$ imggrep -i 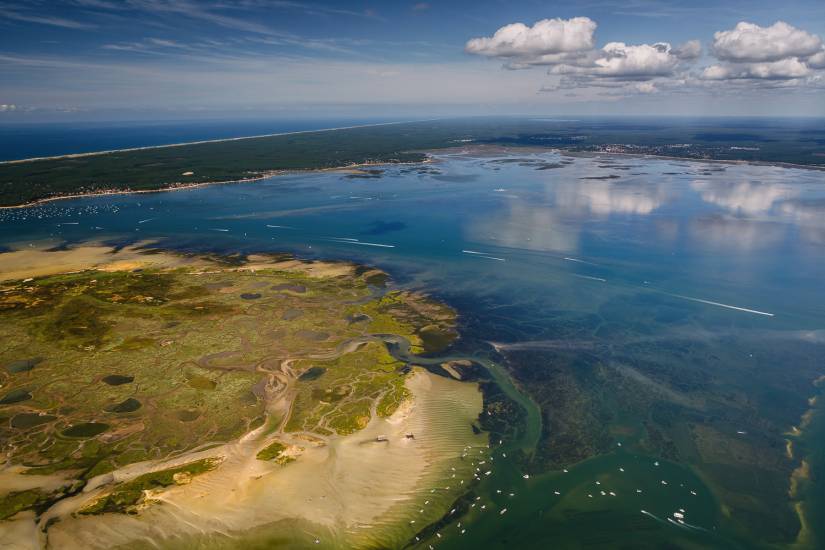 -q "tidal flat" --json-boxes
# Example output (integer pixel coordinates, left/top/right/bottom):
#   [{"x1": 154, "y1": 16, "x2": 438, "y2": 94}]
[{"x1": 0, "y1": 245, "x2": 490, "y2": 548}]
